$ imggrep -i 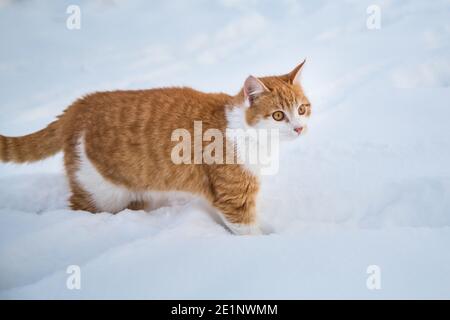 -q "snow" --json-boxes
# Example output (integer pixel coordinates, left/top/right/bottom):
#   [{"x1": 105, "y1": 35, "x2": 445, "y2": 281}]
[{"x1": 1, "y1": 0, "x2": 450, "y2": 299}]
